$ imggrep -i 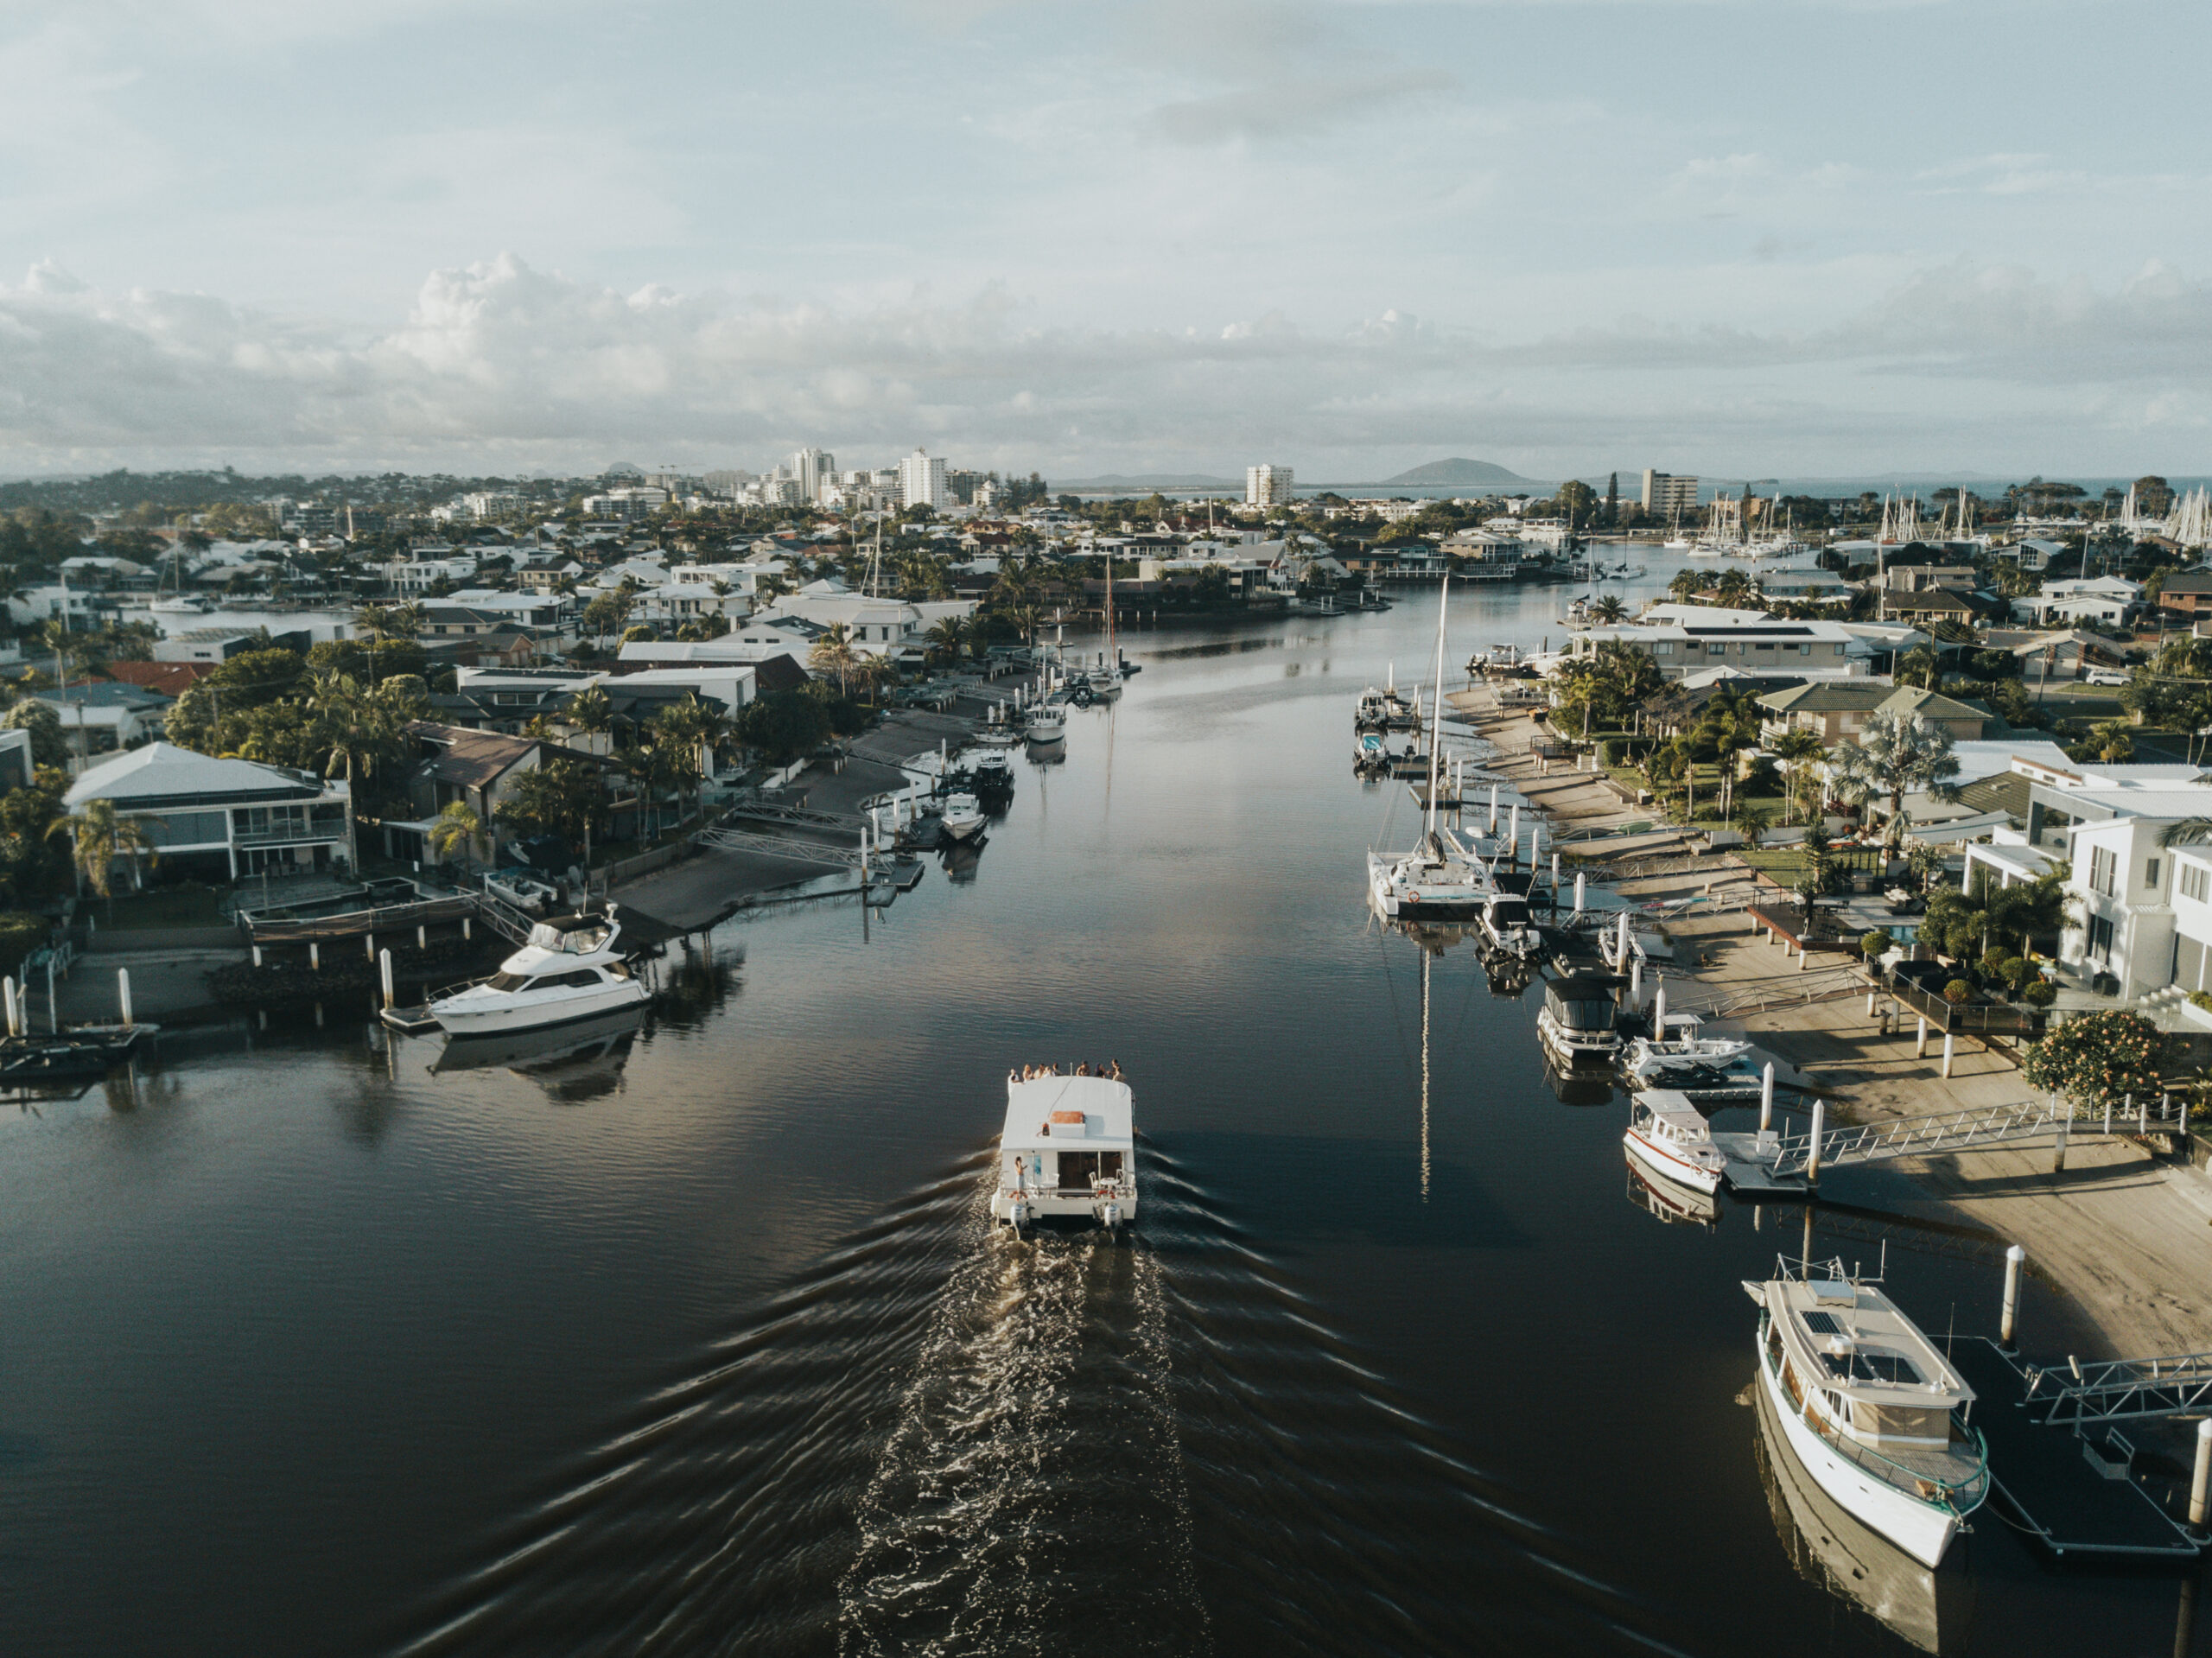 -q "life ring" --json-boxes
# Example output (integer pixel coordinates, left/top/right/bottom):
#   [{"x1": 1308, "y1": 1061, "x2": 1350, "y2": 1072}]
[{"x1": 1404, "y1": 892, "x2": 1421, "y2": 904}]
